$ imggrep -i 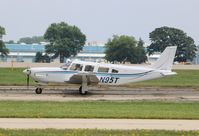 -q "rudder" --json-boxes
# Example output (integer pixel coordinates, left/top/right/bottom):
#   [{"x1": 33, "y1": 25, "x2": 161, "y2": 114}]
[{"x1": 151, "y1": 46, "x2": 177, "y2": 70}]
